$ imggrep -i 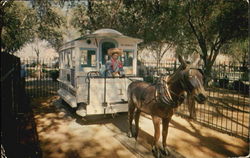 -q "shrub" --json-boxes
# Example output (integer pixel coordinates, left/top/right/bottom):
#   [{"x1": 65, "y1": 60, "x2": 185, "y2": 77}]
[
  {"x1": 219, "y1": 78, "x2": 229, "y2": 88},
  {"x1": 49, "y1": 70, "x2": 59, "y2": 81},
  {"x1": 240, "y1": 71, "x2": 249, "y2": 81}
]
